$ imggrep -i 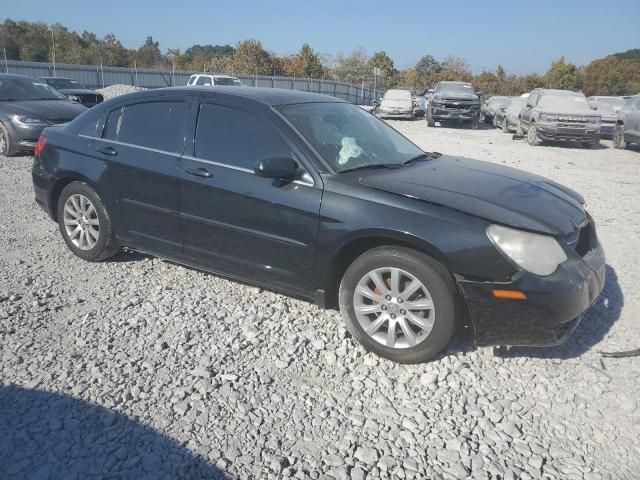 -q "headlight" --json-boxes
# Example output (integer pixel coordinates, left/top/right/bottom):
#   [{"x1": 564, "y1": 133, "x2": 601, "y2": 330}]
[
  {"x1": 486, "y1": 224, "x2": 567, "y2": 276},
  {"x1": 14, "y1": 115, "x2": 48, "y2": 126},
  {"x1": 540, "y1": 113, "x2": 559, "y2": 122},
  {"x1": 66, "y1": 94, "x2": 81, "y2": 103}
]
